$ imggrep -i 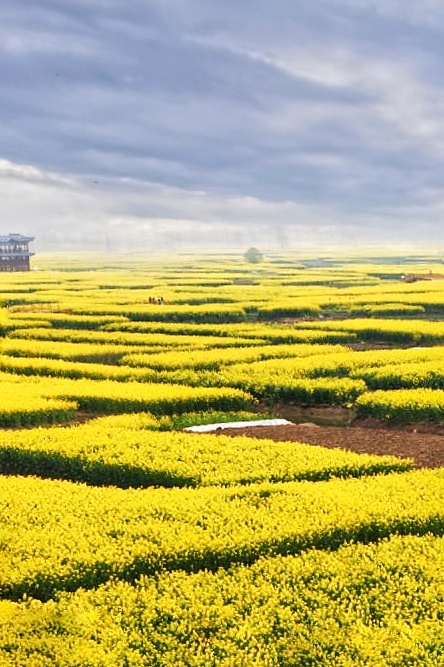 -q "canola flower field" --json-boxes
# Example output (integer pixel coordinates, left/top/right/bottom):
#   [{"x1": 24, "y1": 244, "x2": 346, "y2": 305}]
[{"x1": 2, "y1": 250, "x2": 444, "y2": 665}]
